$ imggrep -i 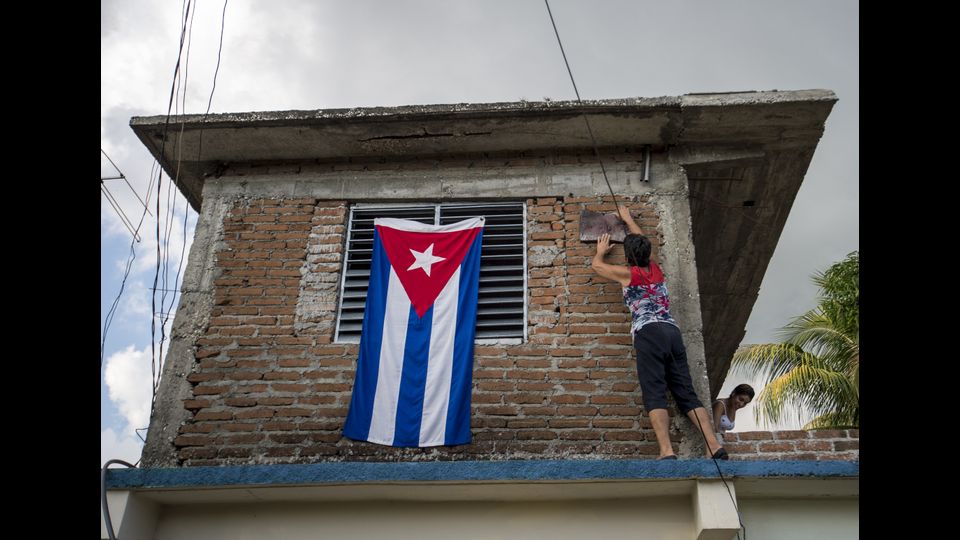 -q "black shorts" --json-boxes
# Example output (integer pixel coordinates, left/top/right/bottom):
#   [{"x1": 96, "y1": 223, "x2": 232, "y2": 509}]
[{"x1": 633, "y1": 323, "x2": 703, "y2": 415}]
